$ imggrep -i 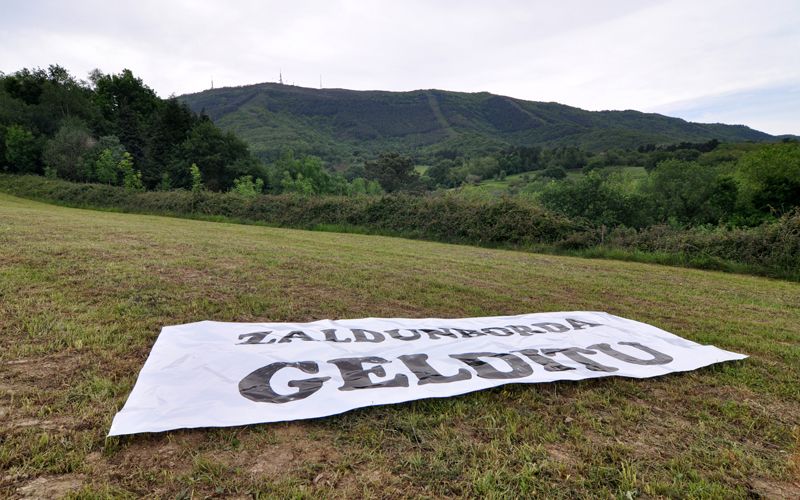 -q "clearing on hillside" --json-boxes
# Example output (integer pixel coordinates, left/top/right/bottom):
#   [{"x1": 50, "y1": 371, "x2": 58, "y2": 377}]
[{"x1": 0, "y1": 193, "x2": 798, "y2": 498}]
